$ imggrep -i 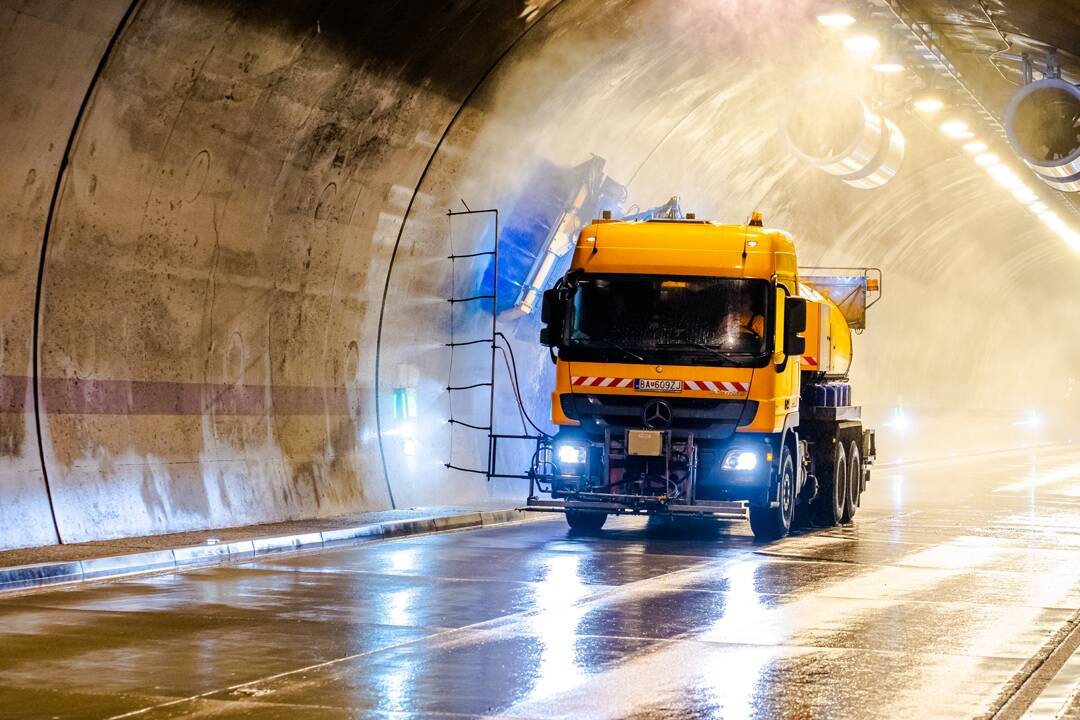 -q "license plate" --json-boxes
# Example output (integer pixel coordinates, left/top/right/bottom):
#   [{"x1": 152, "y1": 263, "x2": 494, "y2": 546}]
[{"x1": 635, "y1": 379, "x2": 683, "y2": 393}]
